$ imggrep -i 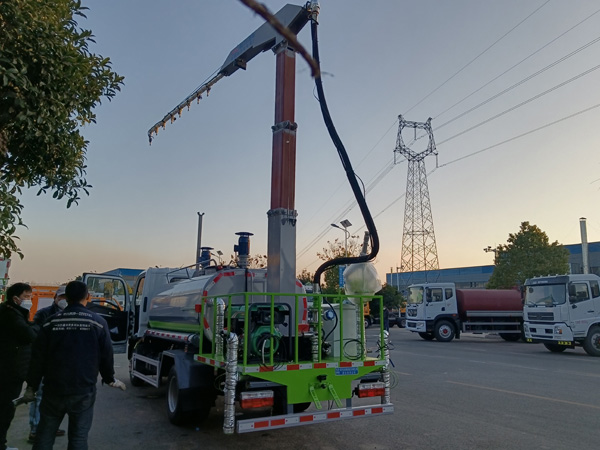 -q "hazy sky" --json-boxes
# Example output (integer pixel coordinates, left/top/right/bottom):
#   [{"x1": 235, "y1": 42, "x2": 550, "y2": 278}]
[{"x1": 8, "y1": 0, "x2": 600, "y2": 285}]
